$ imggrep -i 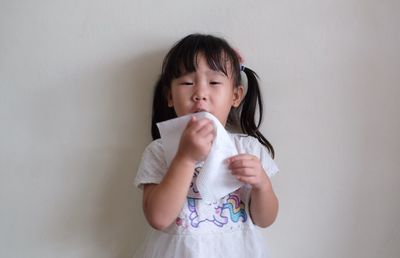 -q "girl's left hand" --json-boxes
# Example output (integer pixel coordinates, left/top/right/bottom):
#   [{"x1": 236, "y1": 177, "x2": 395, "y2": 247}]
[{"x1": 226, "y1": 154, "x2": 271, "y2": 191}]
